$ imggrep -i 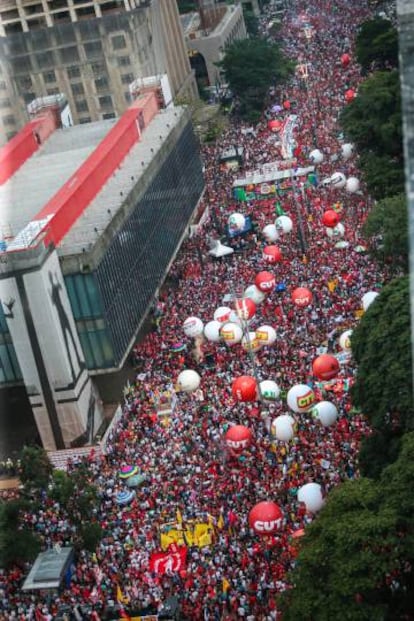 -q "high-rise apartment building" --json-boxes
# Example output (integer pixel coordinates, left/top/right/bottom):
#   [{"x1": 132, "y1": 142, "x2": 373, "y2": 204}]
[{"x1": 0, "y1": 0, "x2": 198, "y2": 146}]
